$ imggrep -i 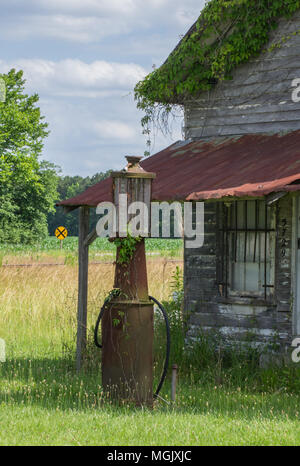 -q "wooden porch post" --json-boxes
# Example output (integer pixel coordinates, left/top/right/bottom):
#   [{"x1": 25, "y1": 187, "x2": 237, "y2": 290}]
[{"x1": 76, "y1": 206, "x2": 90, "y2": 371}]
